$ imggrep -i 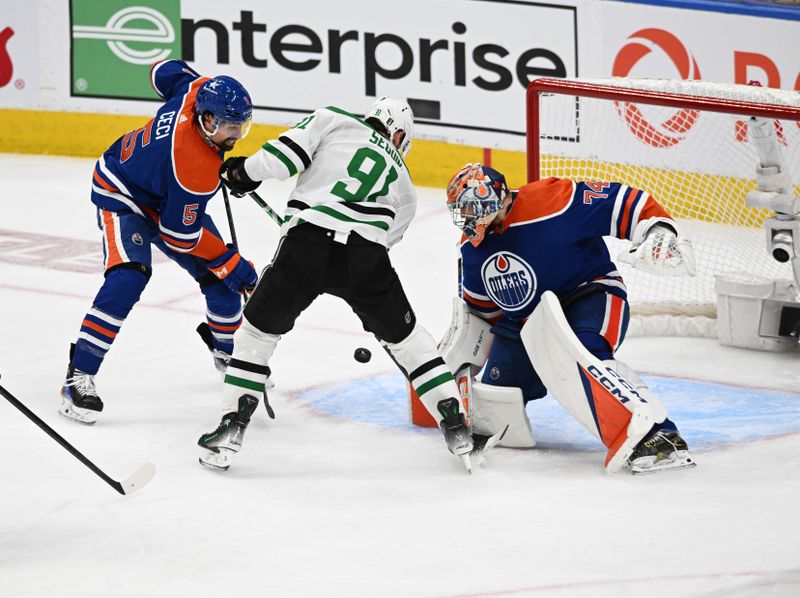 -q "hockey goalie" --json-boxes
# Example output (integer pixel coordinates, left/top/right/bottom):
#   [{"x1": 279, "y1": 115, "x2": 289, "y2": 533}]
[{"x1": 437, "y1": 162, "x2": 698, "y2": 474}]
